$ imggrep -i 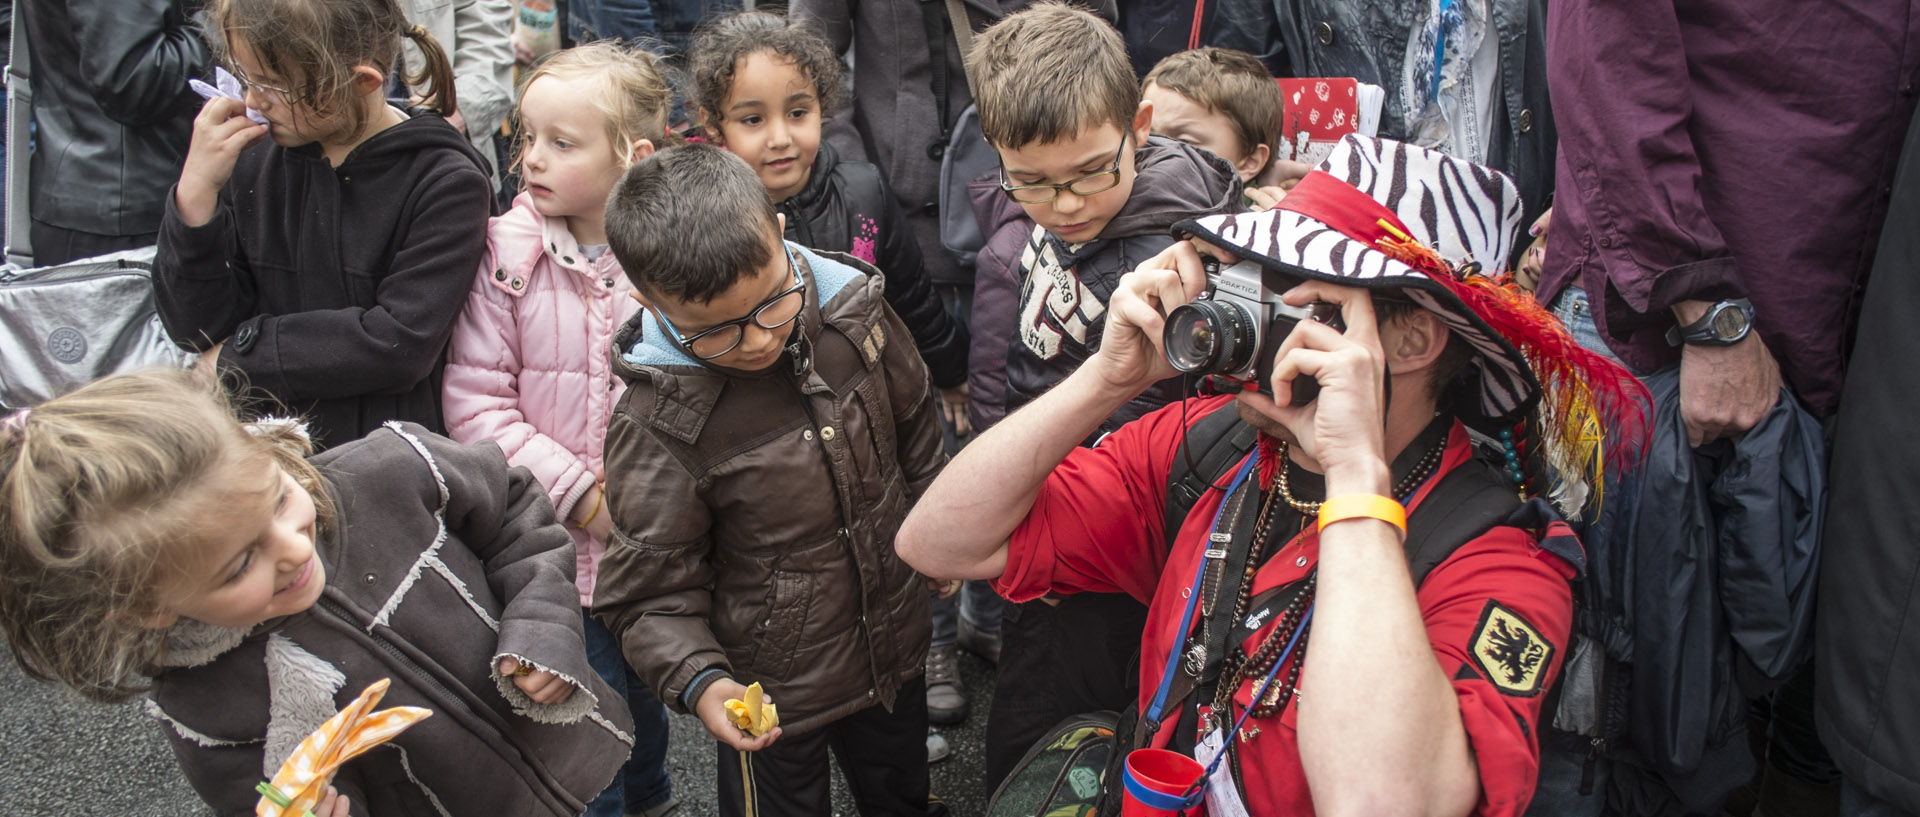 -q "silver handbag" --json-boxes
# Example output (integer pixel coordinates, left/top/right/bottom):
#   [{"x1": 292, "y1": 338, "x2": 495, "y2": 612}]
[{"x1": 0, "y1": 246, "x2": 192, "y2": 409}]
